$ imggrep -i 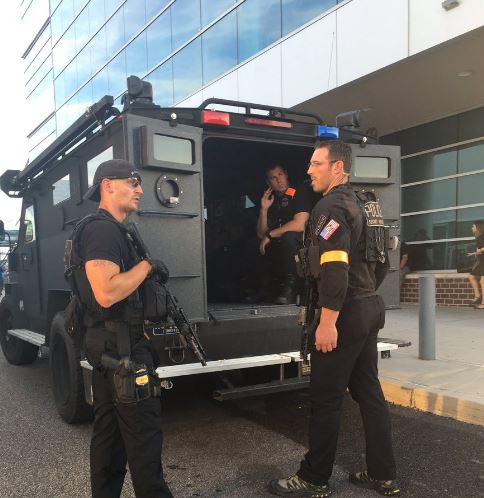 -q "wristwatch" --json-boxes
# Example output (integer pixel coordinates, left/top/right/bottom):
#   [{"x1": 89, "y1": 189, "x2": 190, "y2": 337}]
[{"x1": 265, "y1": 229, "x2": 273, "y2": 240}]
